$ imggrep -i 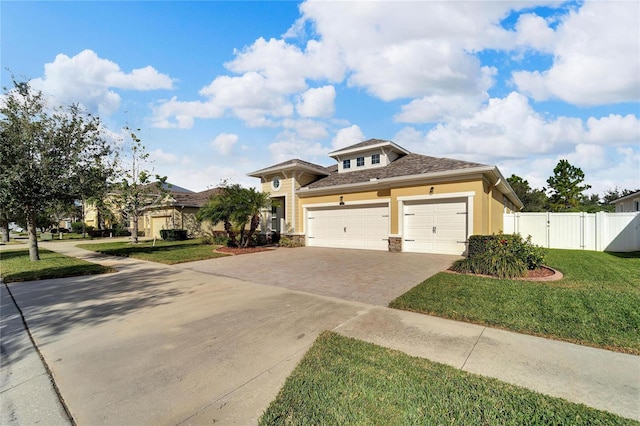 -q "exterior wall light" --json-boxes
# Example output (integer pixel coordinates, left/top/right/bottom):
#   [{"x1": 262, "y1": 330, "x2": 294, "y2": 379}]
[
  {"x1": 339, "y1": 196, "x2": 345, "y2": 205},
  {"x1": 429, "y1": 186, "x2": 435, "y2": 195}
]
